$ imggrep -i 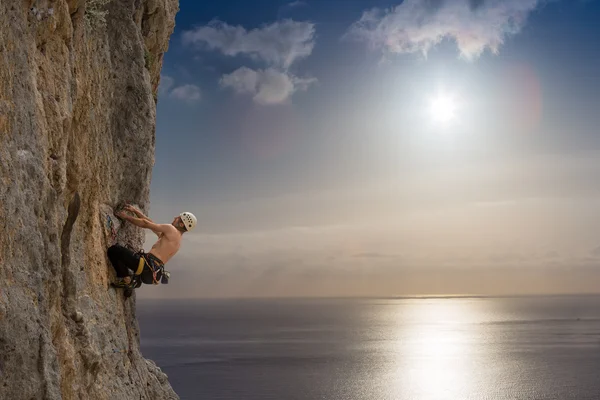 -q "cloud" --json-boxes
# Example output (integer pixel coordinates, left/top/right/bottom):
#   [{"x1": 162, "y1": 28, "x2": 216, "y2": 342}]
[
  {"x1": 288, "y1": 0, "x2": 308, "y2": 7},
  {"x1": 182, "y1": 18, "x2": 317, "y2": 105},
  {"x1": 220, "y1": 67, "x2": 316, "y2": 105},
  {"x1": 158, "y1": 76, "x2": 201, "y2": 102},
  {"x1": 158, "y1": 75, "x2": 174, "y2": 96},
  {"x1": 278, "y1": 1, "x2": 309, "y2": 19},
  {"x1": 182, "y1": 19, "x2": 316, "y2": 69},
  {"x1": 169, "y1": 84, "x2": 202, "y2": 102},
  {"x1": 346, "y1": 0, "x2": 544, "y2": 60}
]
